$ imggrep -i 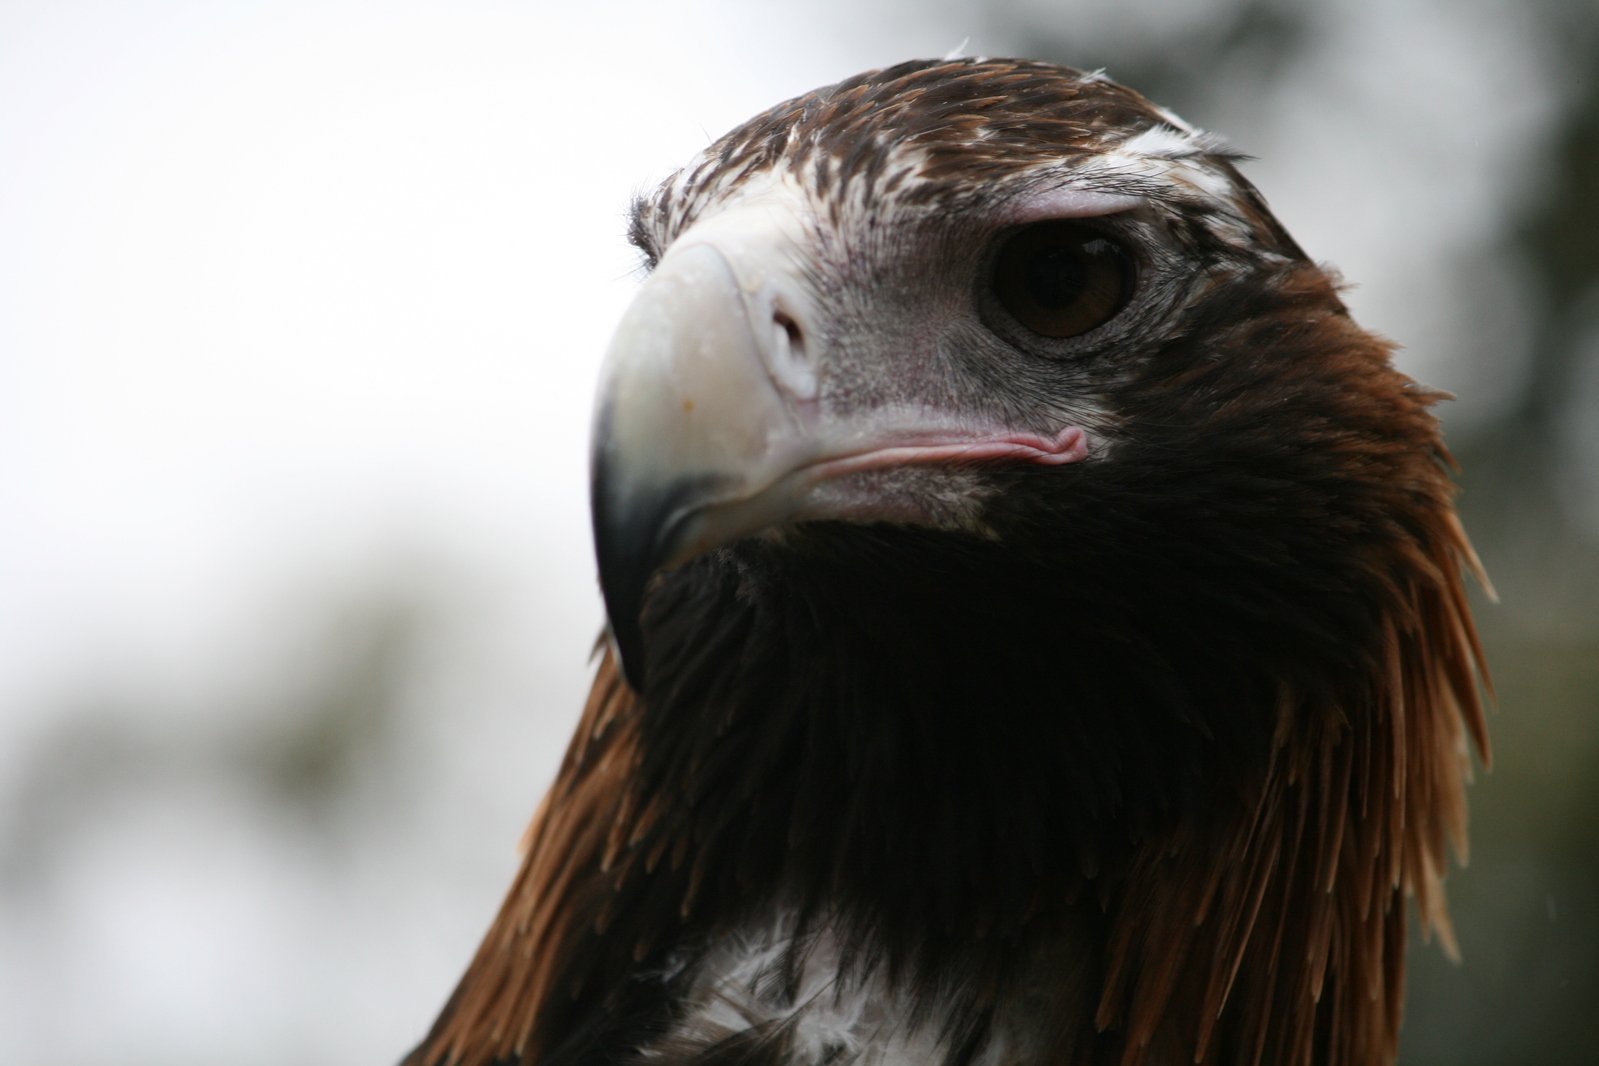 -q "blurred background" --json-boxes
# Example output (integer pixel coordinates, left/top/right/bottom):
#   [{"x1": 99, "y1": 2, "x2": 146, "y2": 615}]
[{"x1": 2, "y1": 0, "x2": 1594, "y2": 1062}]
